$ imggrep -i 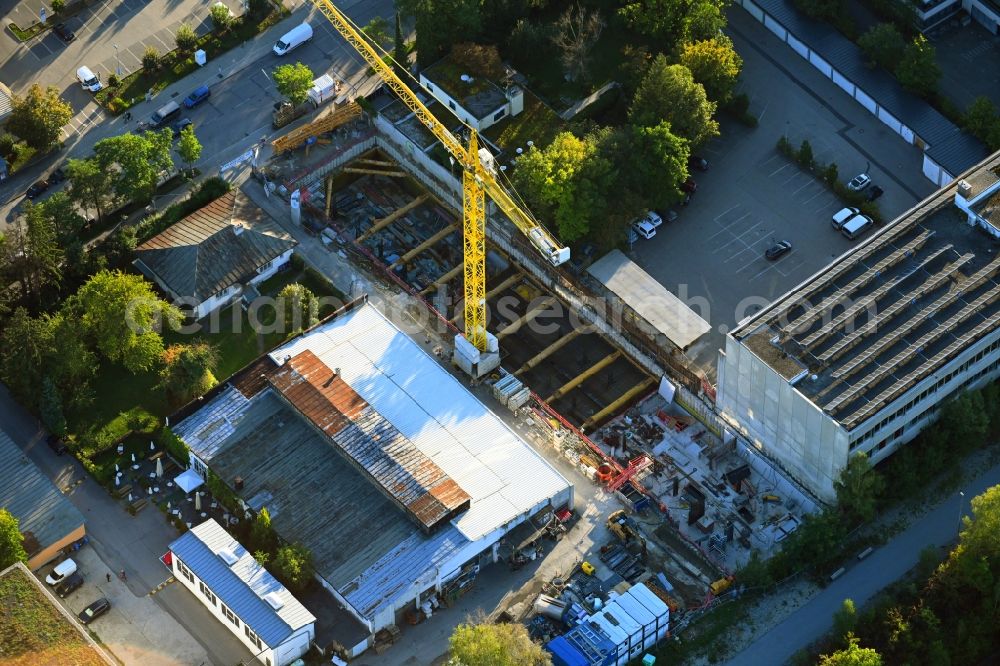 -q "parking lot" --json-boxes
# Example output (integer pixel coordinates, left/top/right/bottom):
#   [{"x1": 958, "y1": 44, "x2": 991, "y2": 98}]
[{"x1": 632, "y1": 7, "x2": 937, "y2": 380}]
